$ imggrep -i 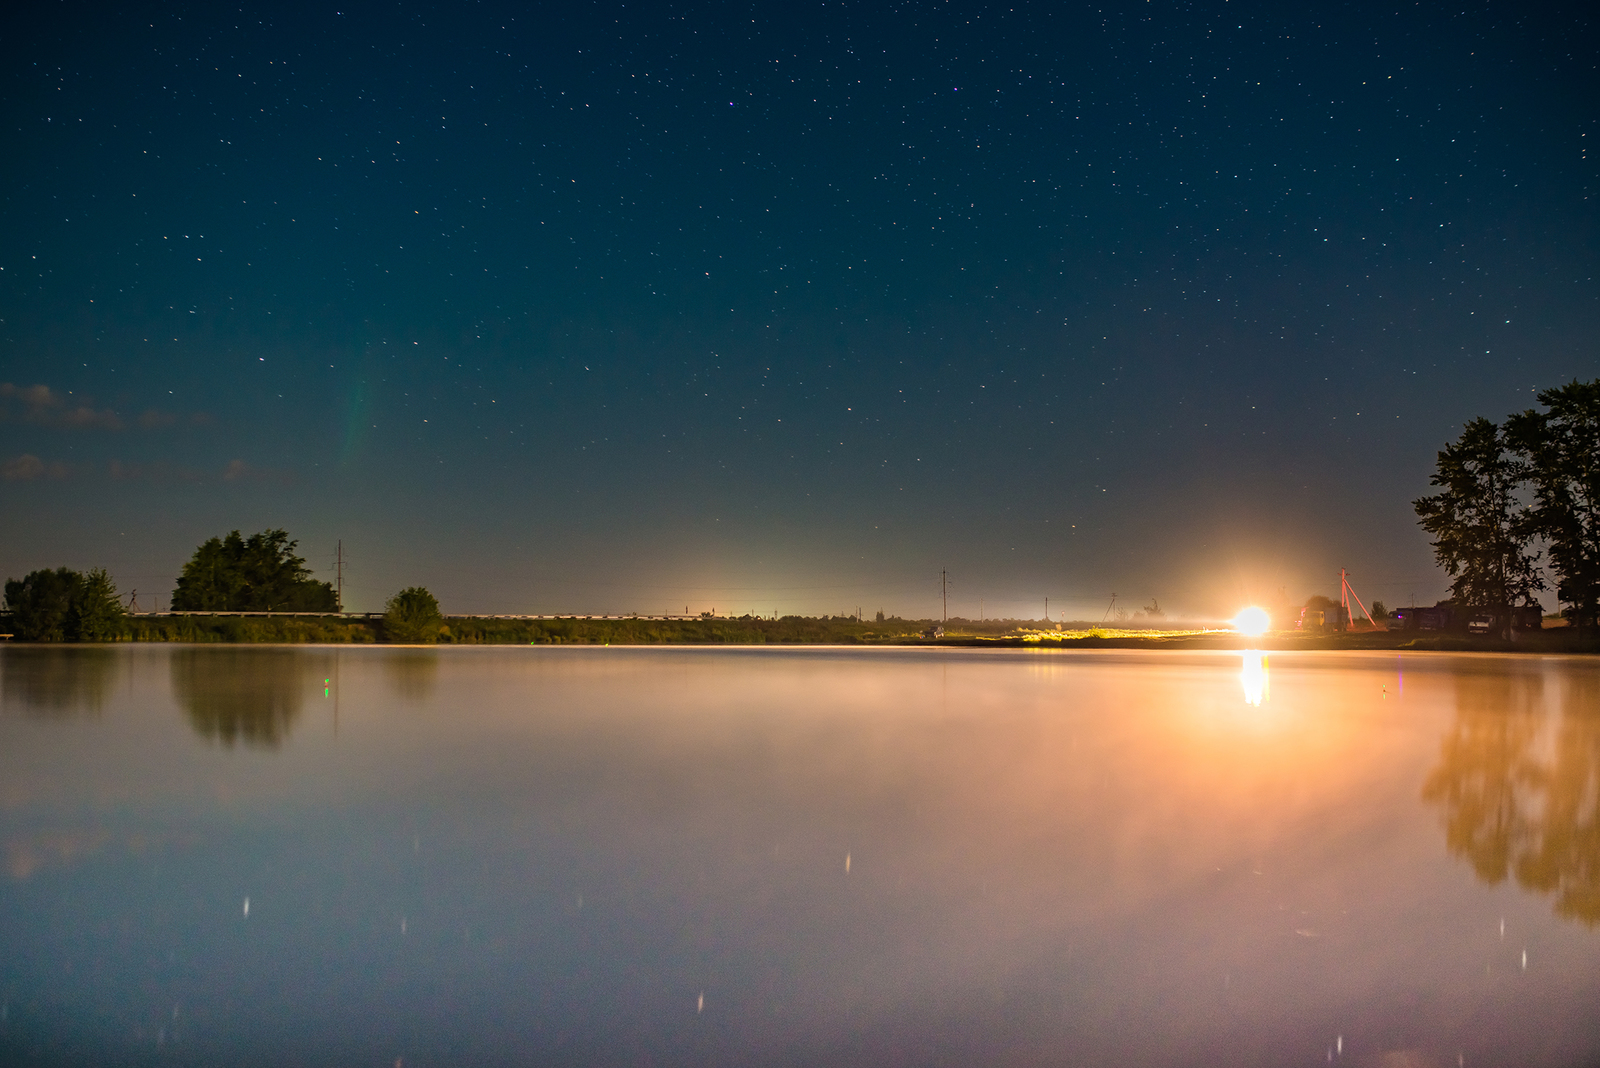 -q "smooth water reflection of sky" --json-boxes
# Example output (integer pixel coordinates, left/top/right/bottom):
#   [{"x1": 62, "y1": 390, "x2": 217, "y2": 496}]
[{"x1": 1, "y1": 646, "x2": 1598, "y2": 1067}]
